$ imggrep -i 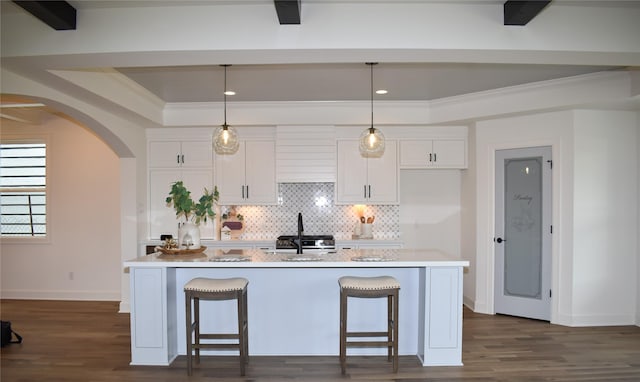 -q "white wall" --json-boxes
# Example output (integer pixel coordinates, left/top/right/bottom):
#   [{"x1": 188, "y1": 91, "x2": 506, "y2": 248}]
[
  {"x1": 474, "y1": 109, "x2": 639, "y2": 326},
  {"x1": 1, "y1": 117, "x2": 122, "y2": 300},
  {"x1": 571, "y1": 110, "x2": 638, "y2": 326},
  {"x1": 399, "y1": 169, "x2": 461, "y2": 256},
  {"x1": 461, "y1": 125, "x2": 477, "y2": 309}
]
